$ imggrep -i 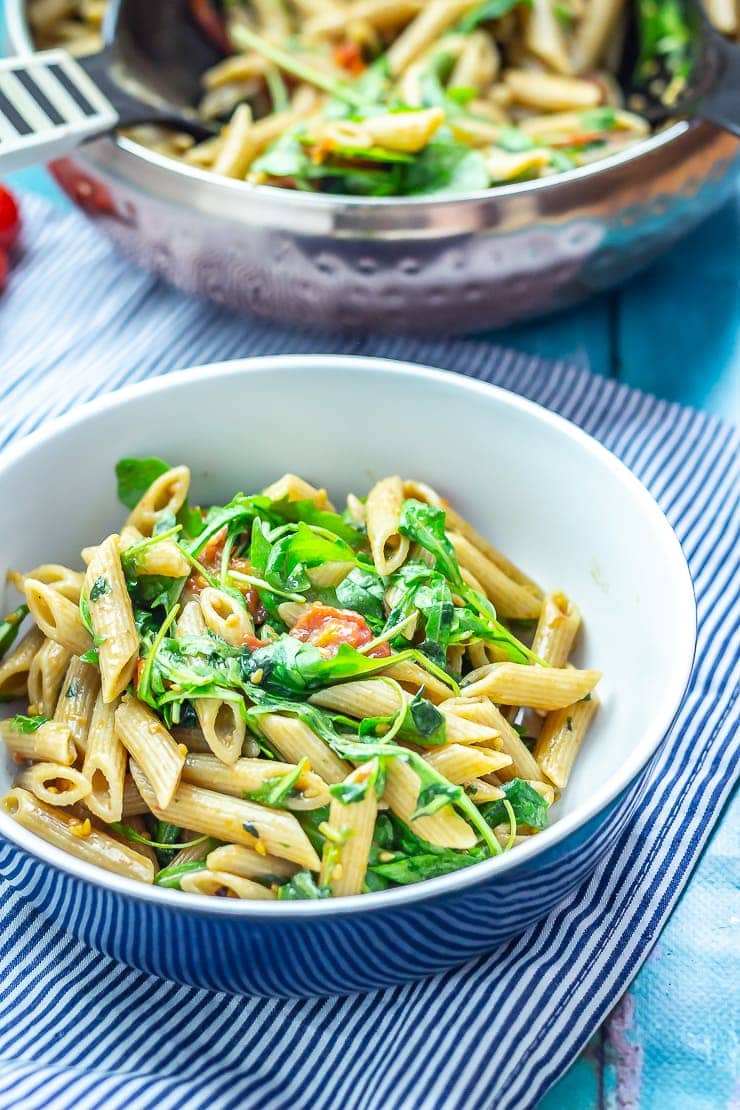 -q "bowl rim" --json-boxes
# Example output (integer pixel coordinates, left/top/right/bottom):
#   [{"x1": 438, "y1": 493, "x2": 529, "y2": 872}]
[
  {"x1": 6, "y1": 0, "x2": 697, "y2": 212},
  {"x1": 0, "y1": 355, "x2": 698, "y2": 918}
]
